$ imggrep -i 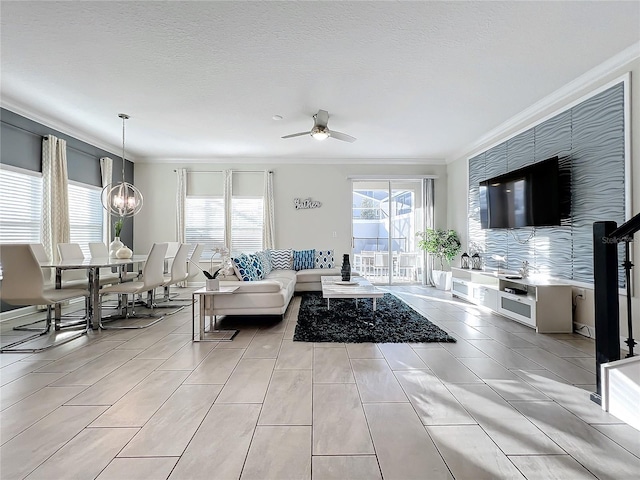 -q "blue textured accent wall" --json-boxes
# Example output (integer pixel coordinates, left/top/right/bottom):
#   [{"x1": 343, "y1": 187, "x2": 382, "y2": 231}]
[{"x1": 468, "y1": 82, "x2": 626, "y2": 286}]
